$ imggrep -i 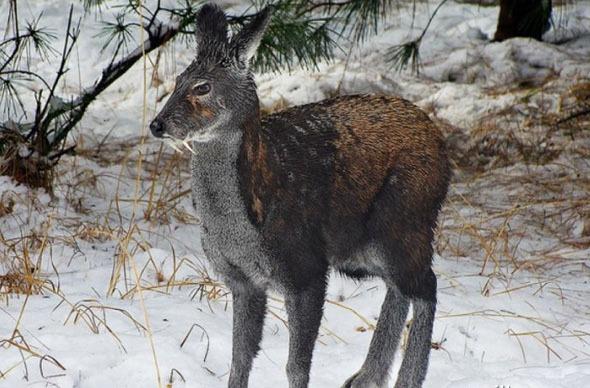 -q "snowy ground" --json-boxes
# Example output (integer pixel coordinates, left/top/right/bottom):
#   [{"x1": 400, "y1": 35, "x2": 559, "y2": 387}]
[{"x1": 1, "y1": 1, "x2": 590, "y2": 387}]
